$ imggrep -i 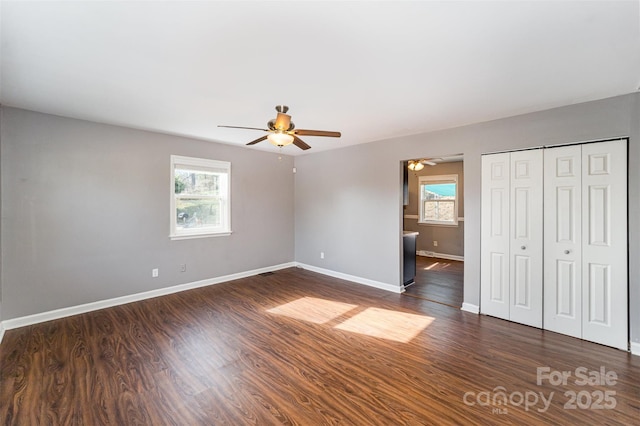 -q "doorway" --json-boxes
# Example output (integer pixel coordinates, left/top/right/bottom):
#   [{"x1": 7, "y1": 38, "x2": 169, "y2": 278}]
[
  {"x1": 405, "y1": 257, "x2": 463, "y2": 307},
  {"x1": 401, "y1": 155, "x2": 464, "y2": 308}
]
